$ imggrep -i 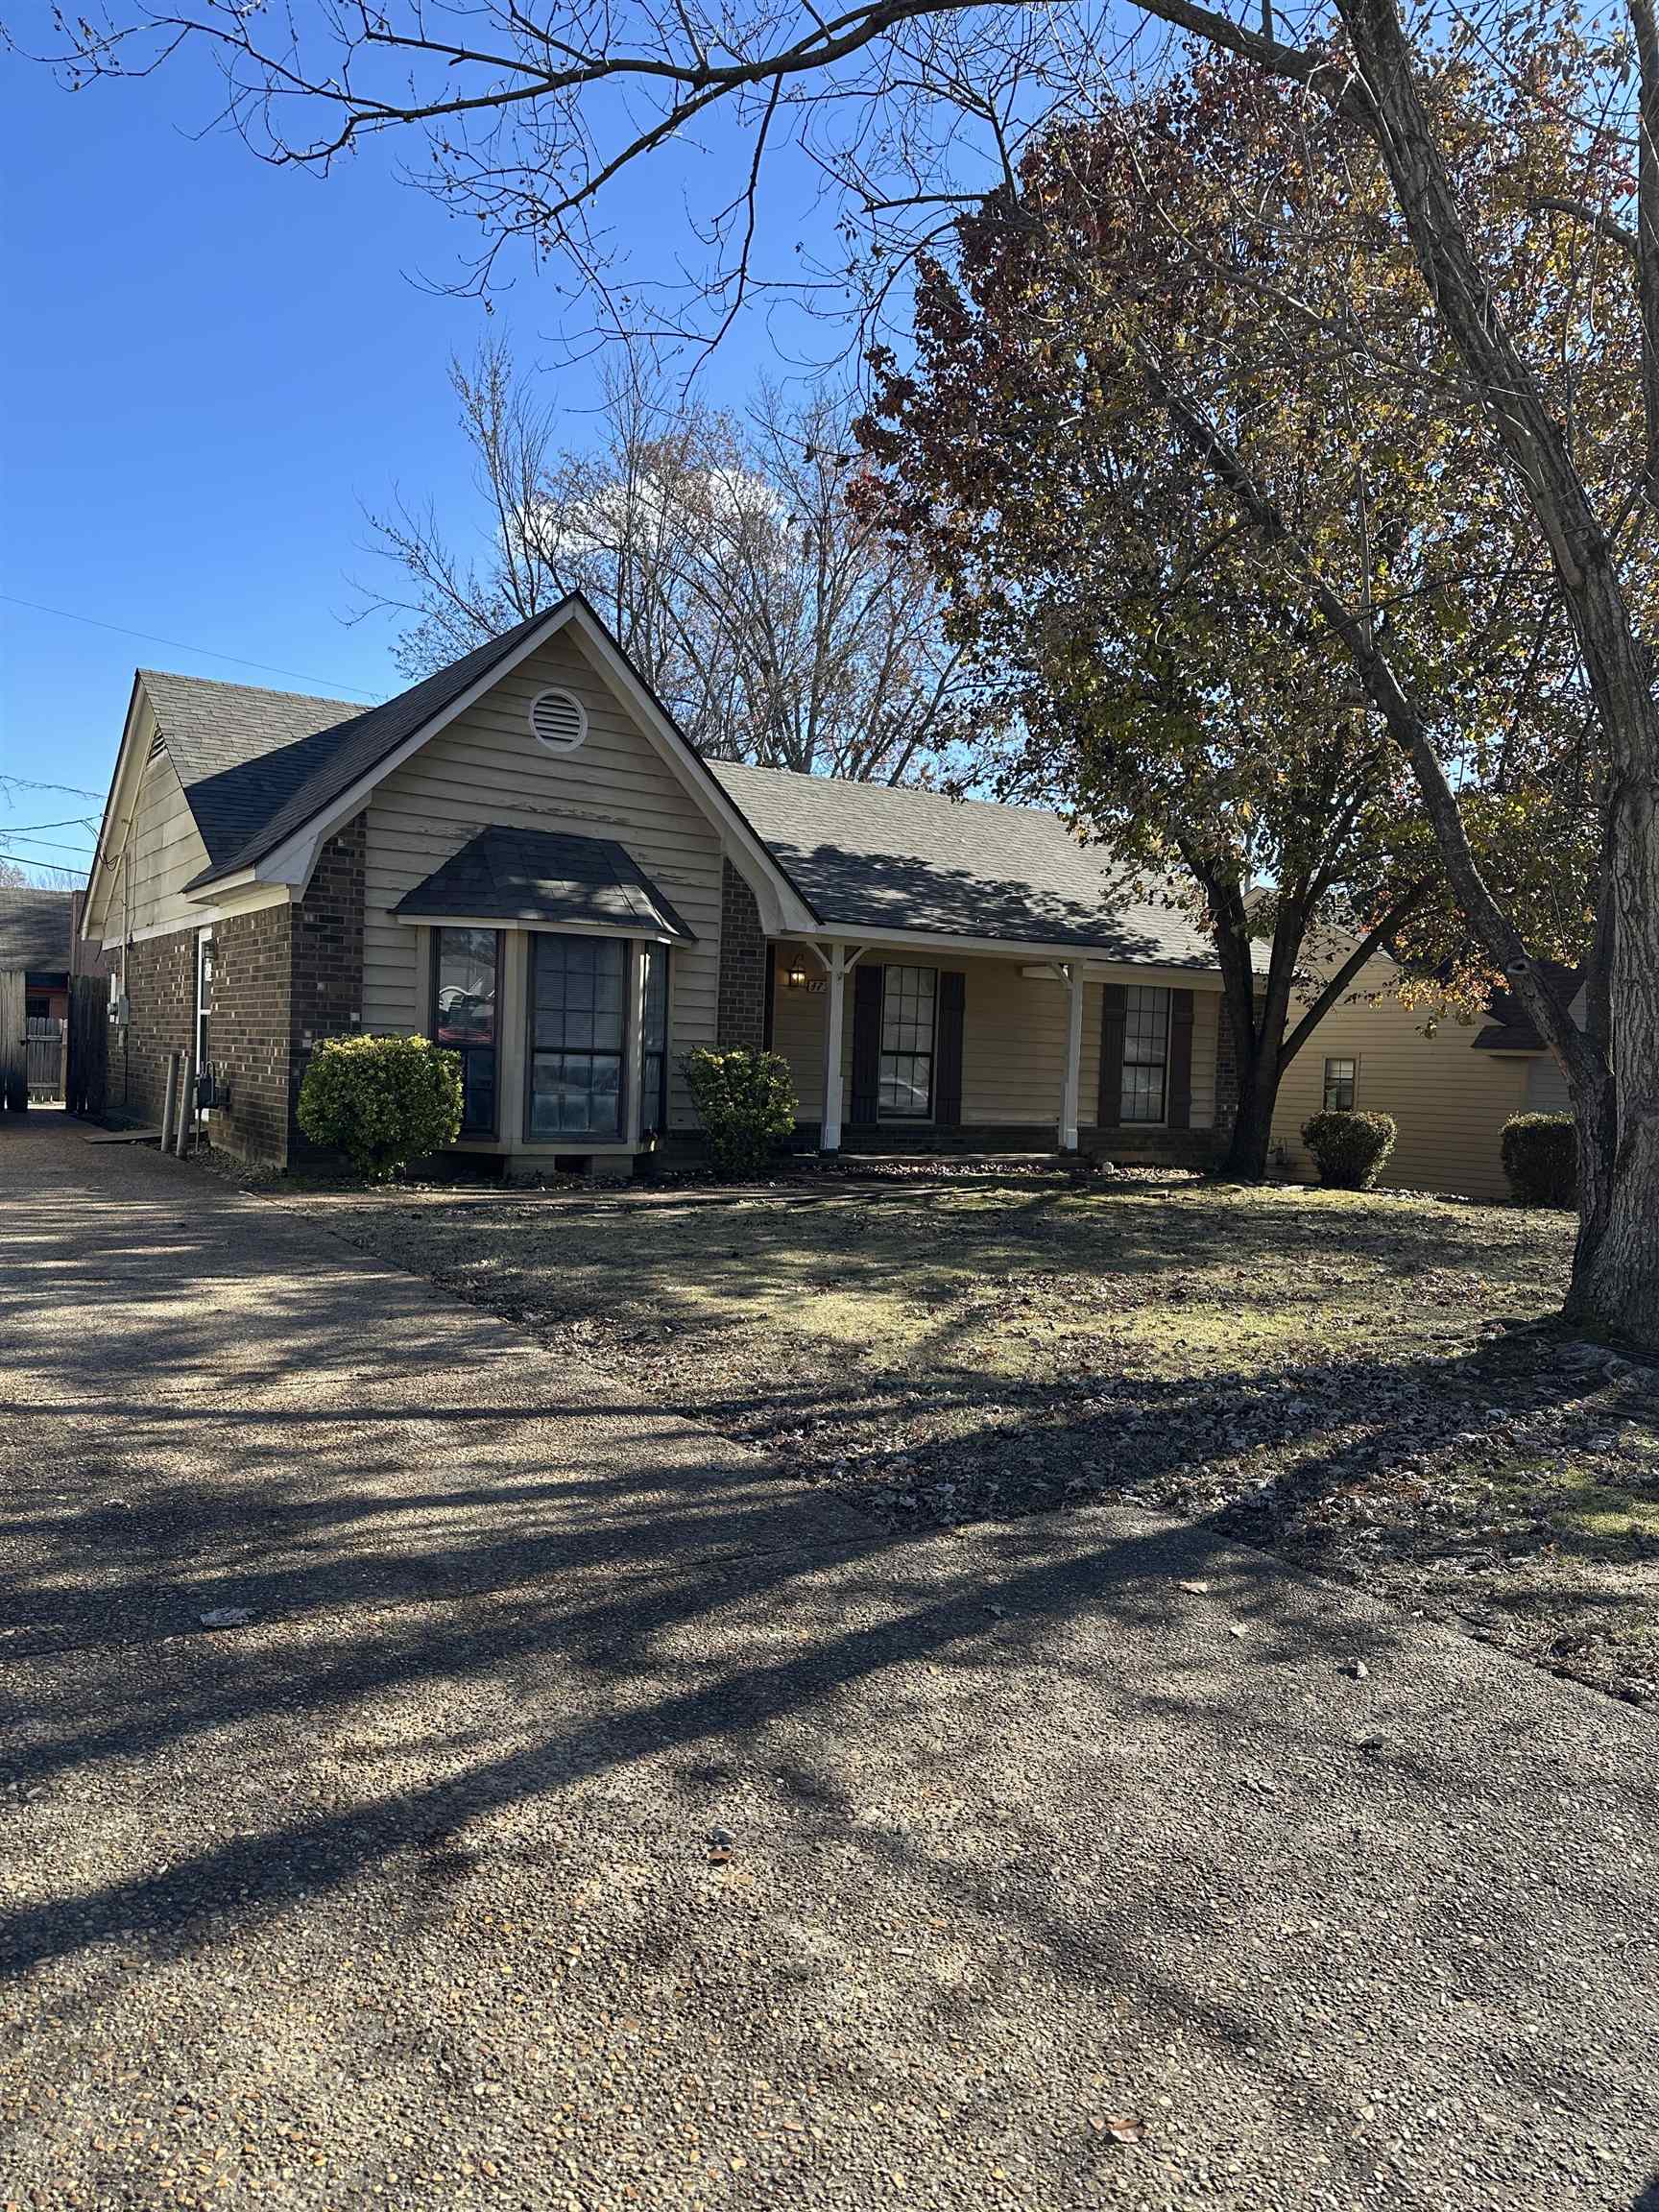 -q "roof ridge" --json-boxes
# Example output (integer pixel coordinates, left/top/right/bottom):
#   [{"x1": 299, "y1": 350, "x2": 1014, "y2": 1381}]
[
  {"x1": 709, "y1": 757, "x2": 1081, "y2": 828},
  {"x1": 140, "y1": 666, "x2": 366, "y2": 713},
  {"x1": 188, "y1": 601, "x2": 567, "y2": 889}
]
